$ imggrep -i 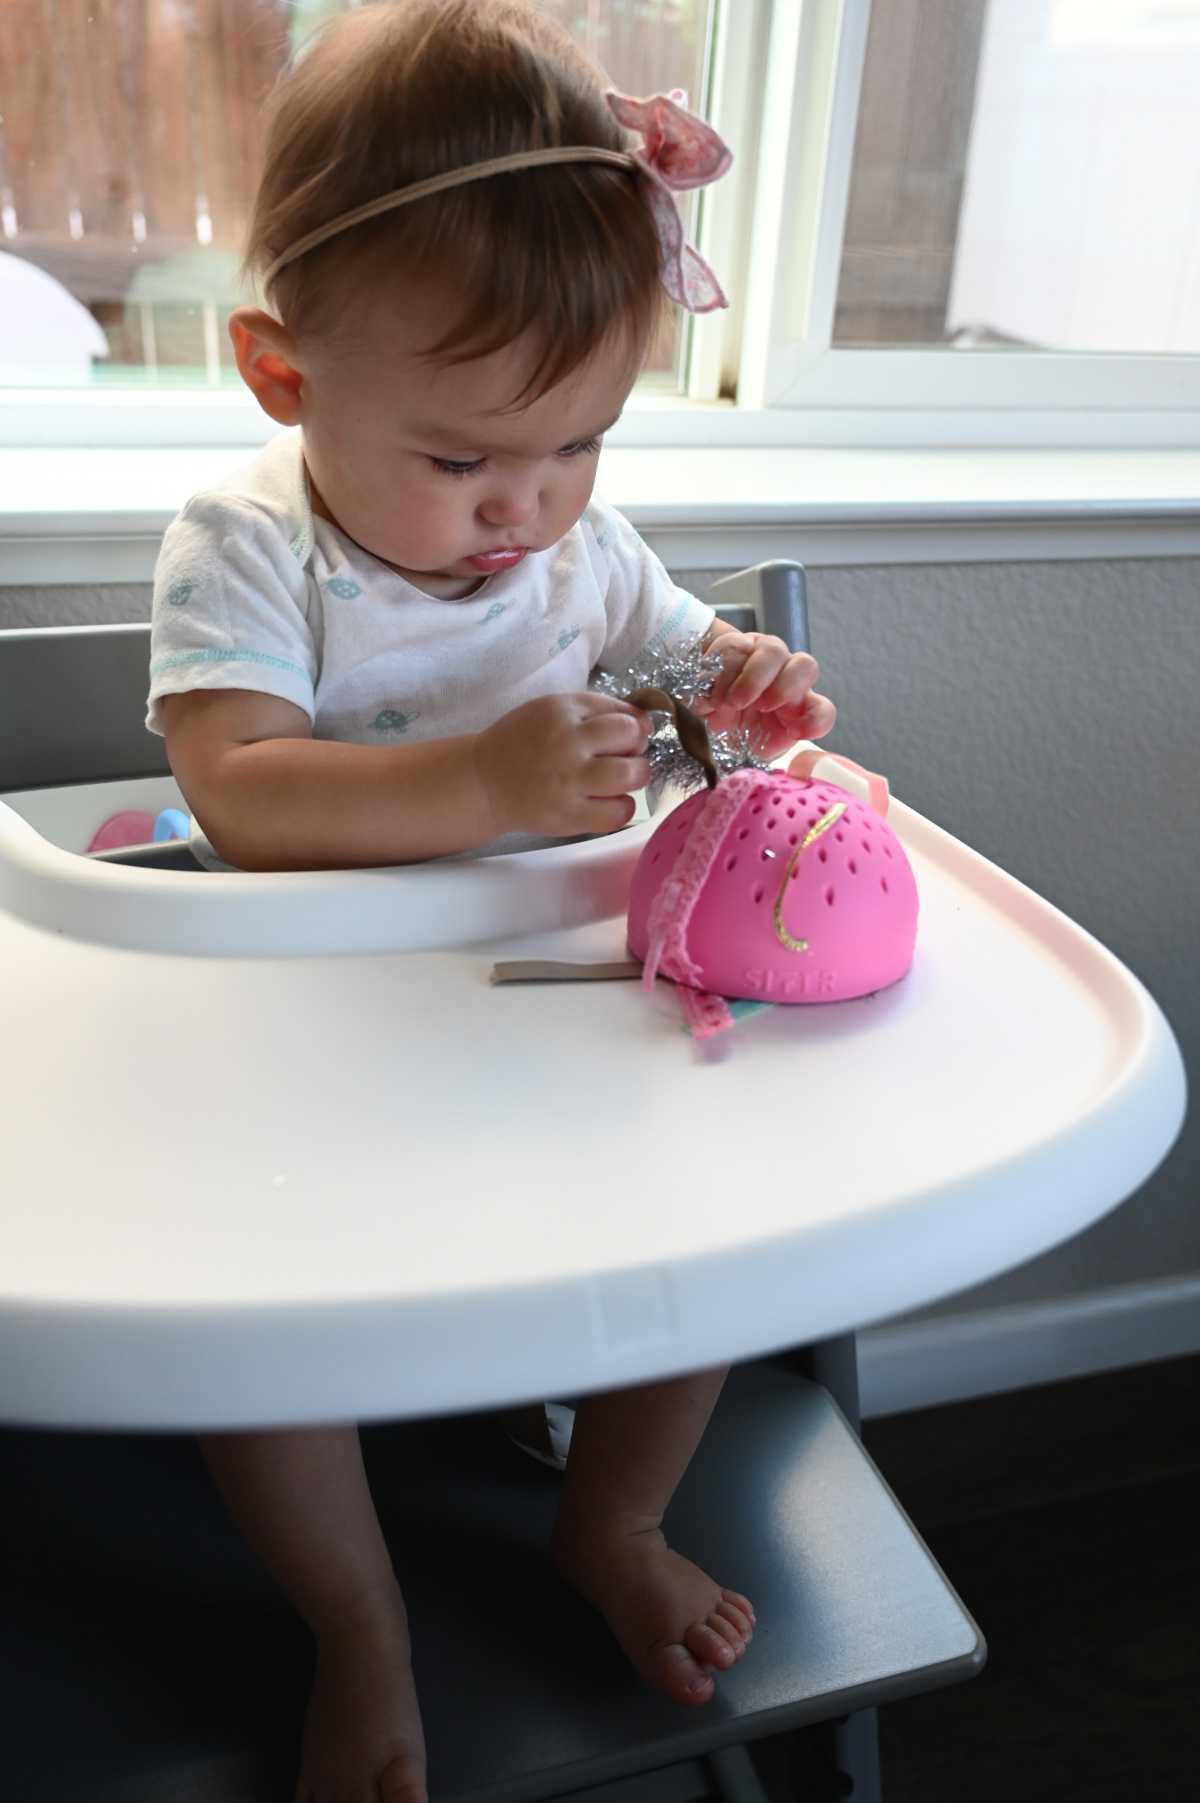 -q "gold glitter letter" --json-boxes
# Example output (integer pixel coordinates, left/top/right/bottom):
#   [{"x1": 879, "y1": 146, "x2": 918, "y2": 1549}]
[{"x1": 772, "y1": 803, "x2": 847, "y2": 953}]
